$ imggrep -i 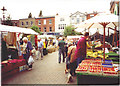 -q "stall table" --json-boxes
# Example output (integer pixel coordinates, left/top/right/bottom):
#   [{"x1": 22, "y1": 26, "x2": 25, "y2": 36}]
[
  {"x1": 76, "y1": 72, "x2": 119, "y2": 85},
  {"x1": 76, "y1": 59, "x2": 119, "y2": 85}
]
